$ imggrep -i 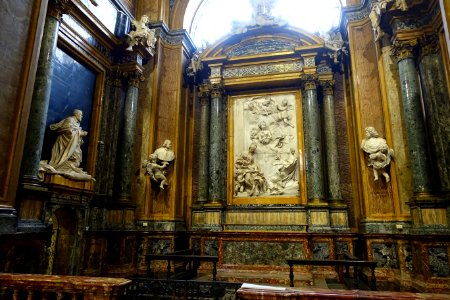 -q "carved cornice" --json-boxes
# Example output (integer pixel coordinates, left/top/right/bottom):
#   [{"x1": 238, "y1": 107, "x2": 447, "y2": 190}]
[
  {"x1": 391, "y1": 39, "x2": 418, "y2": 62},
  {"x1": 419, "y1": 34, "x2": 440, "y2": 60},
  {"x1": 301, "y1": 75, "x2": 318, "y2": 91},
  {"x1": 149, "y1": 21, "x2": 196, "y2": 55},
  {"x1": 320, "y1": 80, "x2": 336, "y2": 95},
  {"x1": 48, "y1": 0, "x2": 72, "y2": 21}
]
